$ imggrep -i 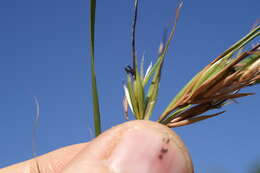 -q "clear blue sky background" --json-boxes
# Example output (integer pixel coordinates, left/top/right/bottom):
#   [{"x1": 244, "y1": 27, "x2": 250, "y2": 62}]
[{"x1": 0, "y1": 0, "x2": 259, "y2": 172}]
